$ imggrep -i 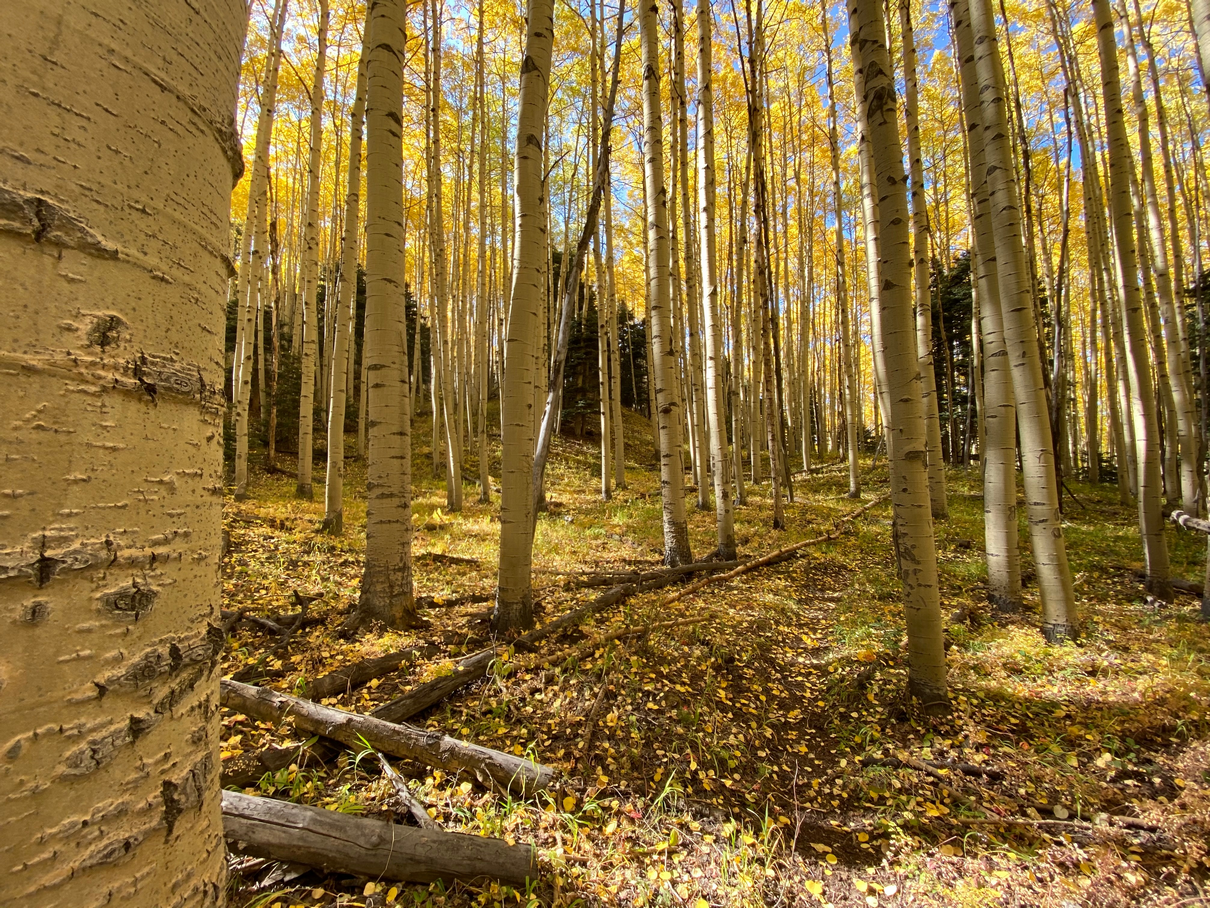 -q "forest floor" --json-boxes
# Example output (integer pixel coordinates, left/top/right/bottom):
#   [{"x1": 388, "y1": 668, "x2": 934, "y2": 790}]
[{"x1": 221, "y1": 408, "x2": 1210, "y2": 908}]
